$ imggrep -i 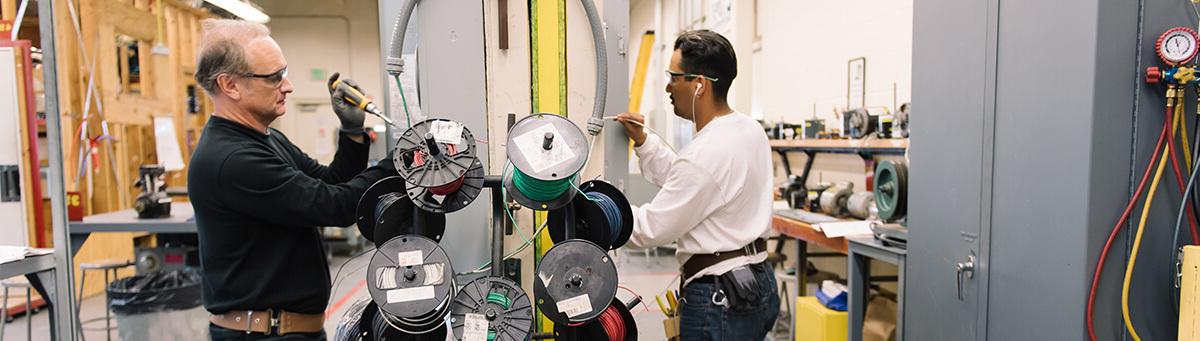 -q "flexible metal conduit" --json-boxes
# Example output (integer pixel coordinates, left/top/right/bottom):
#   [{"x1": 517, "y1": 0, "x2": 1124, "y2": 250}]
[{"x1": 385, "y1": 0, "x2": 609, "y2": 135}]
